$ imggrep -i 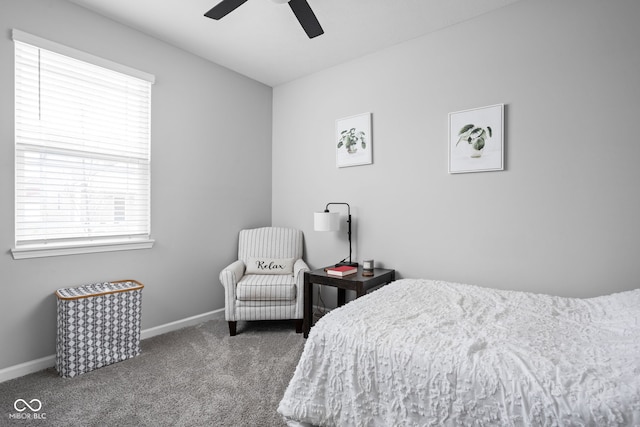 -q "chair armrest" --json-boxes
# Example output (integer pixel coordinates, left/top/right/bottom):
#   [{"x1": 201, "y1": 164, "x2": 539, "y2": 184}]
[
  {"x1": 219, "y1": 260, "x2": 246, "y2": 289},
  {"x1": 293, "y1": 258, "x2": 310, "y2": 282},
  {"x1": 220, "y1": 260, "x2": 245, "y2": 322},
  {"x1": 293, "y1": 259, "x2": 309, "y2": 319}
]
